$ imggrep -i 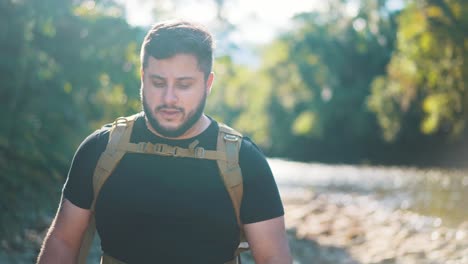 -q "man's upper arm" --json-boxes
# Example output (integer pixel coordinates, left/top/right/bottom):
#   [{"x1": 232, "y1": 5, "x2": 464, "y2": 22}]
[
  {"x1": 244, "y1": 216, "x2": 292, "y2": 264},
  {"x1": 238, "y1": 138, "x2": 291, "y2": 263},
  {"x1": 39, "y1": 129, "x2": 107, "y2": 263},
  {"x1": 38, "y1": 199, "x2": 92, "y2": 263},
  {"x1": 49, "y1": 199, "x2": 93, "y2": 251},
  {"x1": 239, "y1": 138, "x2": 284, "y2": 224},
  {"x1": 63, "y1": 129, "x2": 108, "y2": 209}
]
